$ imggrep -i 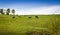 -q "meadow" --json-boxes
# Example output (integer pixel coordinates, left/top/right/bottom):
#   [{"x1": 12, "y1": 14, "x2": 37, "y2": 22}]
[{"x1": 0, "y1": 14, "x2": 60, "y2": 35}]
